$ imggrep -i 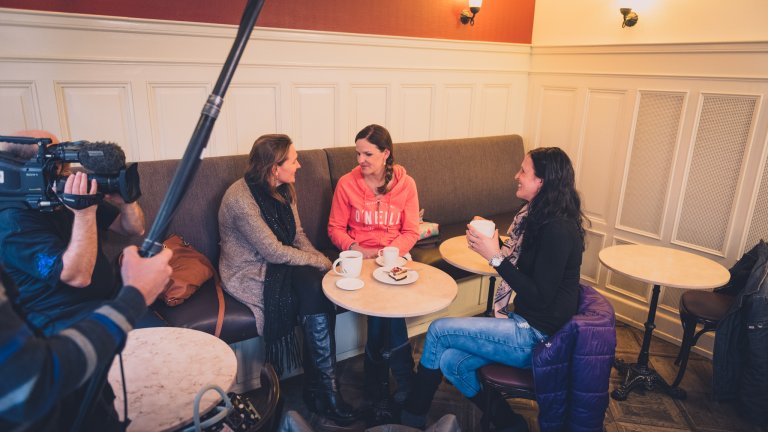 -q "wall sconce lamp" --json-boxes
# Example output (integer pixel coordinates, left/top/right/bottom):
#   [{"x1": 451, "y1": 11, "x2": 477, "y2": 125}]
[
  {"x1": 460, "y1": 0, "x2": 482, "y2": 26},
  {"x1": 620, "y1": 8, "x2": 639, "y2": 28}
]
